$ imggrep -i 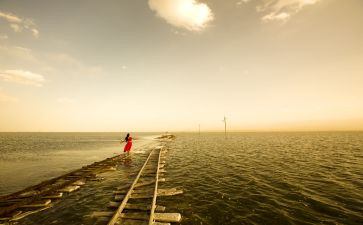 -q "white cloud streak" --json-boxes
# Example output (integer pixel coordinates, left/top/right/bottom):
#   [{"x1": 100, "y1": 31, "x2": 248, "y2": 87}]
[
  {"x1": 0, "y1": 11, "x2": 22, "y2": 23},
  {"x1": 10, "y1": 23, "x2": 22, "y2": 32},
  {"x1": 148, "y1": 0, "x2": 214, "y2": 31},
  {"x1": 241, "y1": 0, "x2": 321, "y2": 22},
  {"x1": 0, "y1": 70, "x2": 45, "y2": 87},
  {"x1": 0, "y1": 11, "x2": 39, "y2": 37}
]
